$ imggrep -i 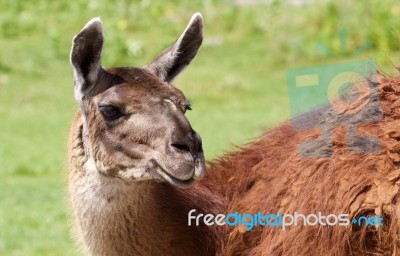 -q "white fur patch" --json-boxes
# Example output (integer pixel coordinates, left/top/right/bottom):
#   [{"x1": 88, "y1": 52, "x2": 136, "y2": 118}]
[
  {"x1": 81, "y1": 17, "x2": 102, "y2": 31},
  {"x1": 164, "y1": 99, "x2": 178, "y2": 111},
  {"x1": 175, "y1": 13, "x2": 203, "y2": 50}
]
